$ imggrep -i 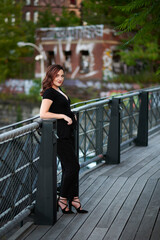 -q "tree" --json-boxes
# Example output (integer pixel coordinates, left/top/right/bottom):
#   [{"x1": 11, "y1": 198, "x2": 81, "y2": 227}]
[
  {"x1": 0, "y1": 0, "x2": 26, "y2": 81},
  {"x1": 82, "y1": 0, "x2": 160, "y2": 74},
  {"x1": 82, "y1": 0, "x2": 128, "y2": 26},
  {"x1": 37, "y1": 6, "x2": 81, "y2": 28},
  {"x1": 37, "y1": 5, "x2": 56, "y2": 28},
  {"x1": 117, "y1": 0, "x2": 160, "y2": 42},
  {"x1": 55, "y1": 8, "x2": 81, "y2": 27},
  {"x1": 116, "y1": 0, "x2": 160, "y2": 73}
]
